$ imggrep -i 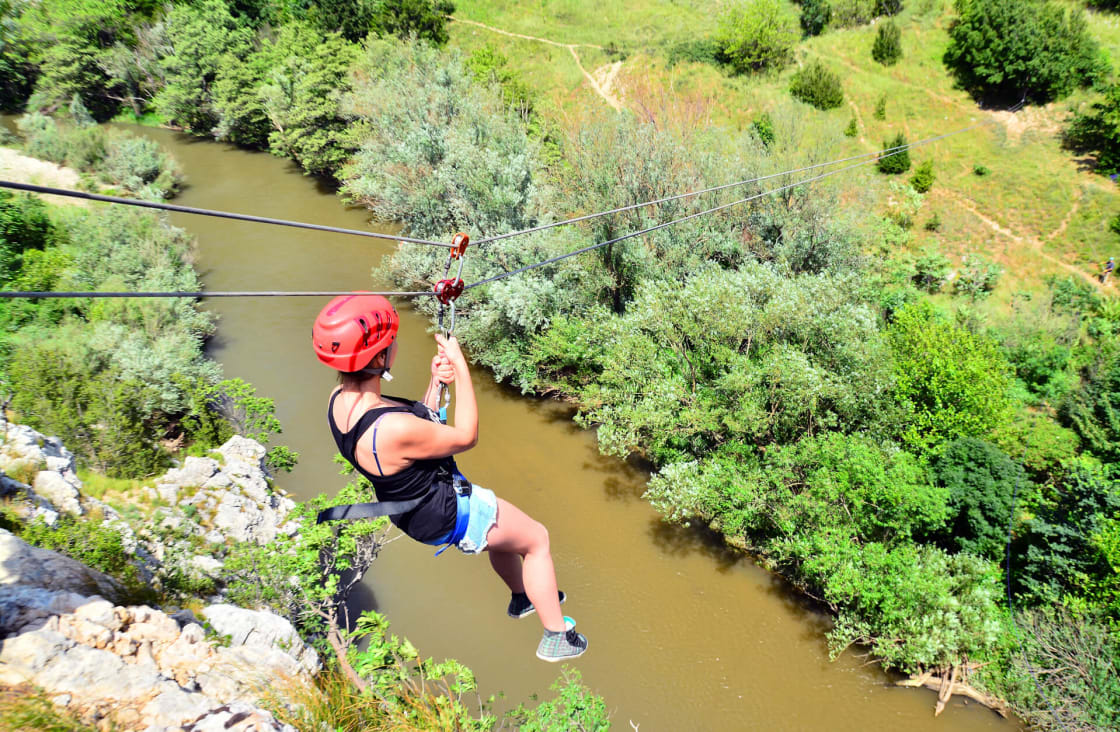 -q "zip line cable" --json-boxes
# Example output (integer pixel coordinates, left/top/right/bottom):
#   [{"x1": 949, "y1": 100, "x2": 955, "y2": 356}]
[
  {"x1": 465, "y1": 114, "x2": 1015, "y2": 291},
  {"x1": 0, "y1": 104, "x2": 1023, "y2": 300},
  {"x1": 0, "y1": 290, "x2": 438, "y2": 299},
  {"x1": 473, "y1": 102, "x2": 1023, "y2": 248},
  {"x1": 0, "y1": 180, "x2": 453, "y2": 249}
]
